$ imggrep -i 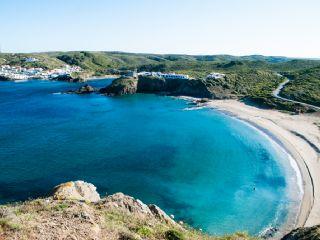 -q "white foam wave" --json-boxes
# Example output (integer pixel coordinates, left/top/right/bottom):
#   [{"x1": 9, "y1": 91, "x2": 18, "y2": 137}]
[
  {"x1": 14, "y1": 79, "x2": 28, "y2": 83},
  {"x1": 183, "y1": 106, "x2": 206, "y2": 111}
]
